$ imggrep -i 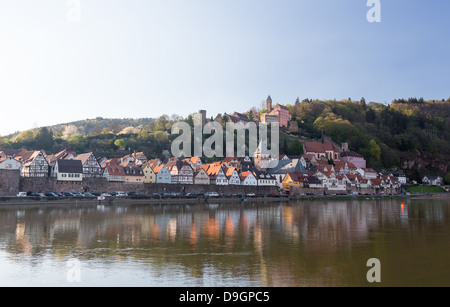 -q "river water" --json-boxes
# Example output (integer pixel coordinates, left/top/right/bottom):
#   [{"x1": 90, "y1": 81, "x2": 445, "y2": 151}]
[{"x1": 0, "y1": 198, "x2": 449, "y2": 287}]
